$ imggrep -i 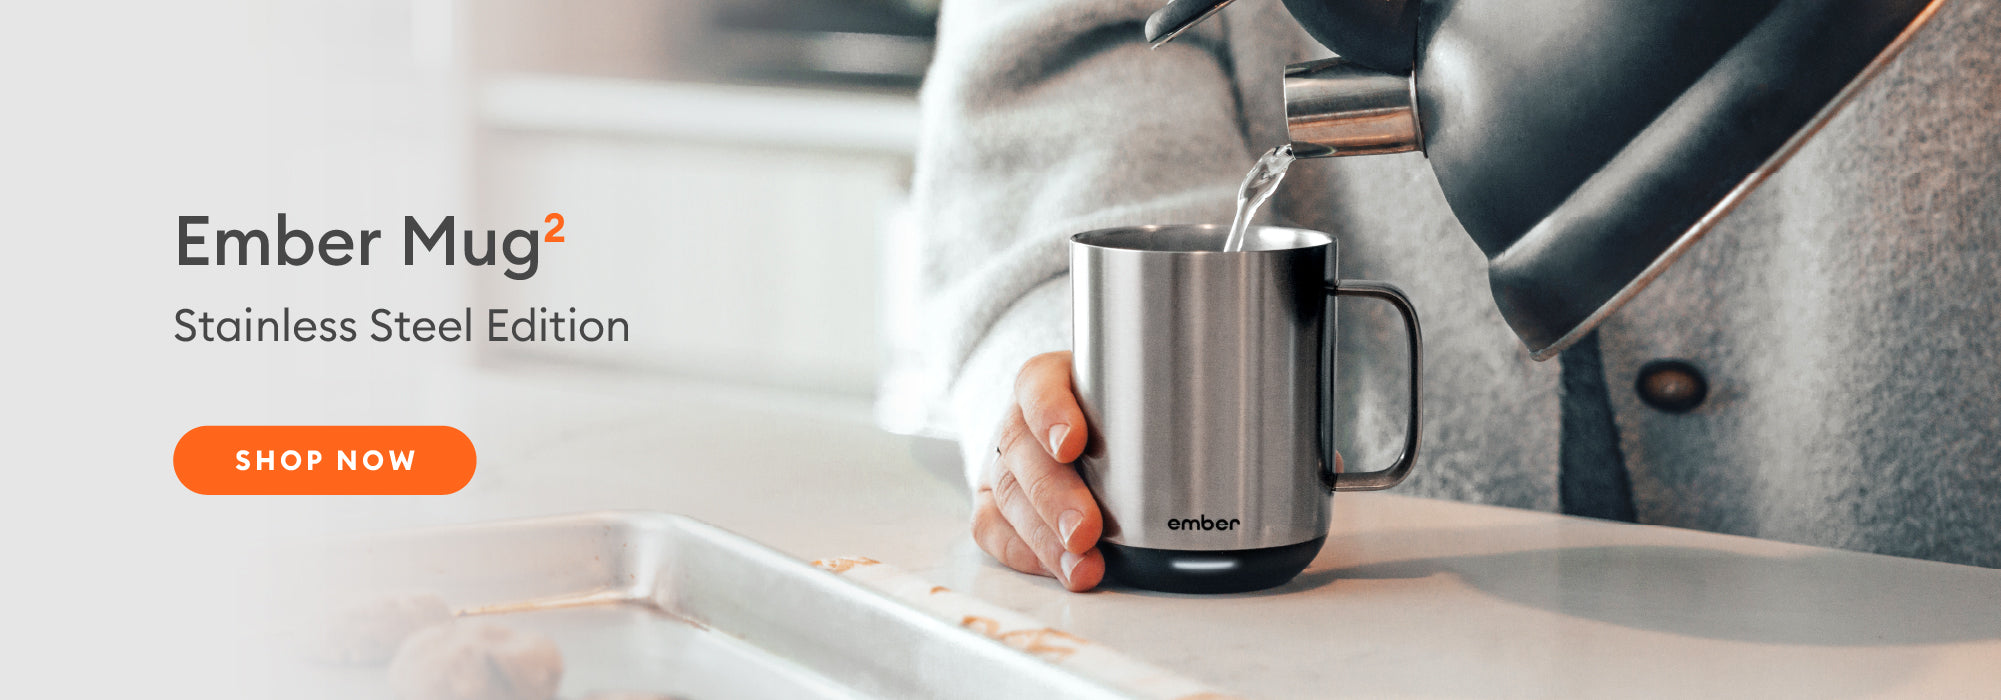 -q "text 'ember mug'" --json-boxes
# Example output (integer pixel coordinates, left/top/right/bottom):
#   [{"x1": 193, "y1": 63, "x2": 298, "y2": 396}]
[{"x1": 1071, "y1": 225, "x2": 1423, "y2": 593}]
